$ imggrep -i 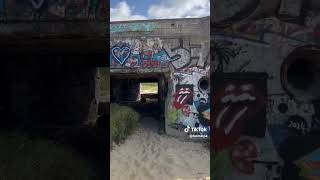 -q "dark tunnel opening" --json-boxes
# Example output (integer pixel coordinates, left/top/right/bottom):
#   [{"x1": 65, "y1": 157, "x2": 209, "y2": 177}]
[{"x1": 110, "y1": 74, "x2": 167, "y2": 133}]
